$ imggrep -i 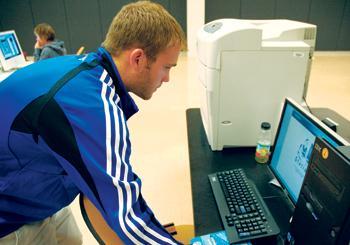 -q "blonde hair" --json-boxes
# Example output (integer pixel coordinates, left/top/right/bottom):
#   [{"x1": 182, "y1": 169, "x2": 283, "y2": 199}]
[
  {"x1": 34, "y1": 23, "x2": 56, "y2": 41},
  {"x1": 102, "y1": 1, "x2": 186, "y2": 62}
]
